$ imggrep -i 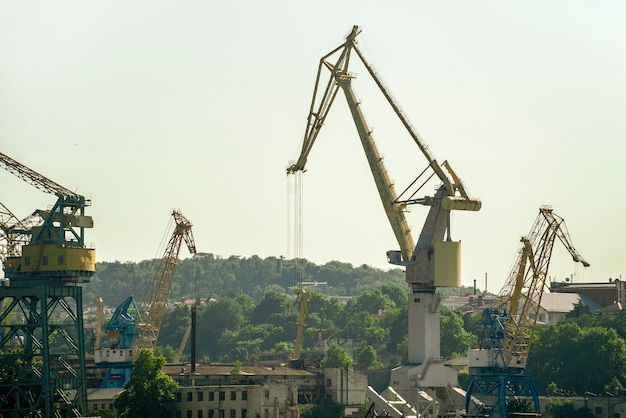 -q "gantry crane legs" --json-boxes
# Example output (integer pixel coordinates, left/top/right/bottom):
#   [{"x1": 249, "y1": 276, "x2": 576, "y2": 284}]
[{"x1": 0, "y1": 152, "x2": 95, "y2": 418}]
